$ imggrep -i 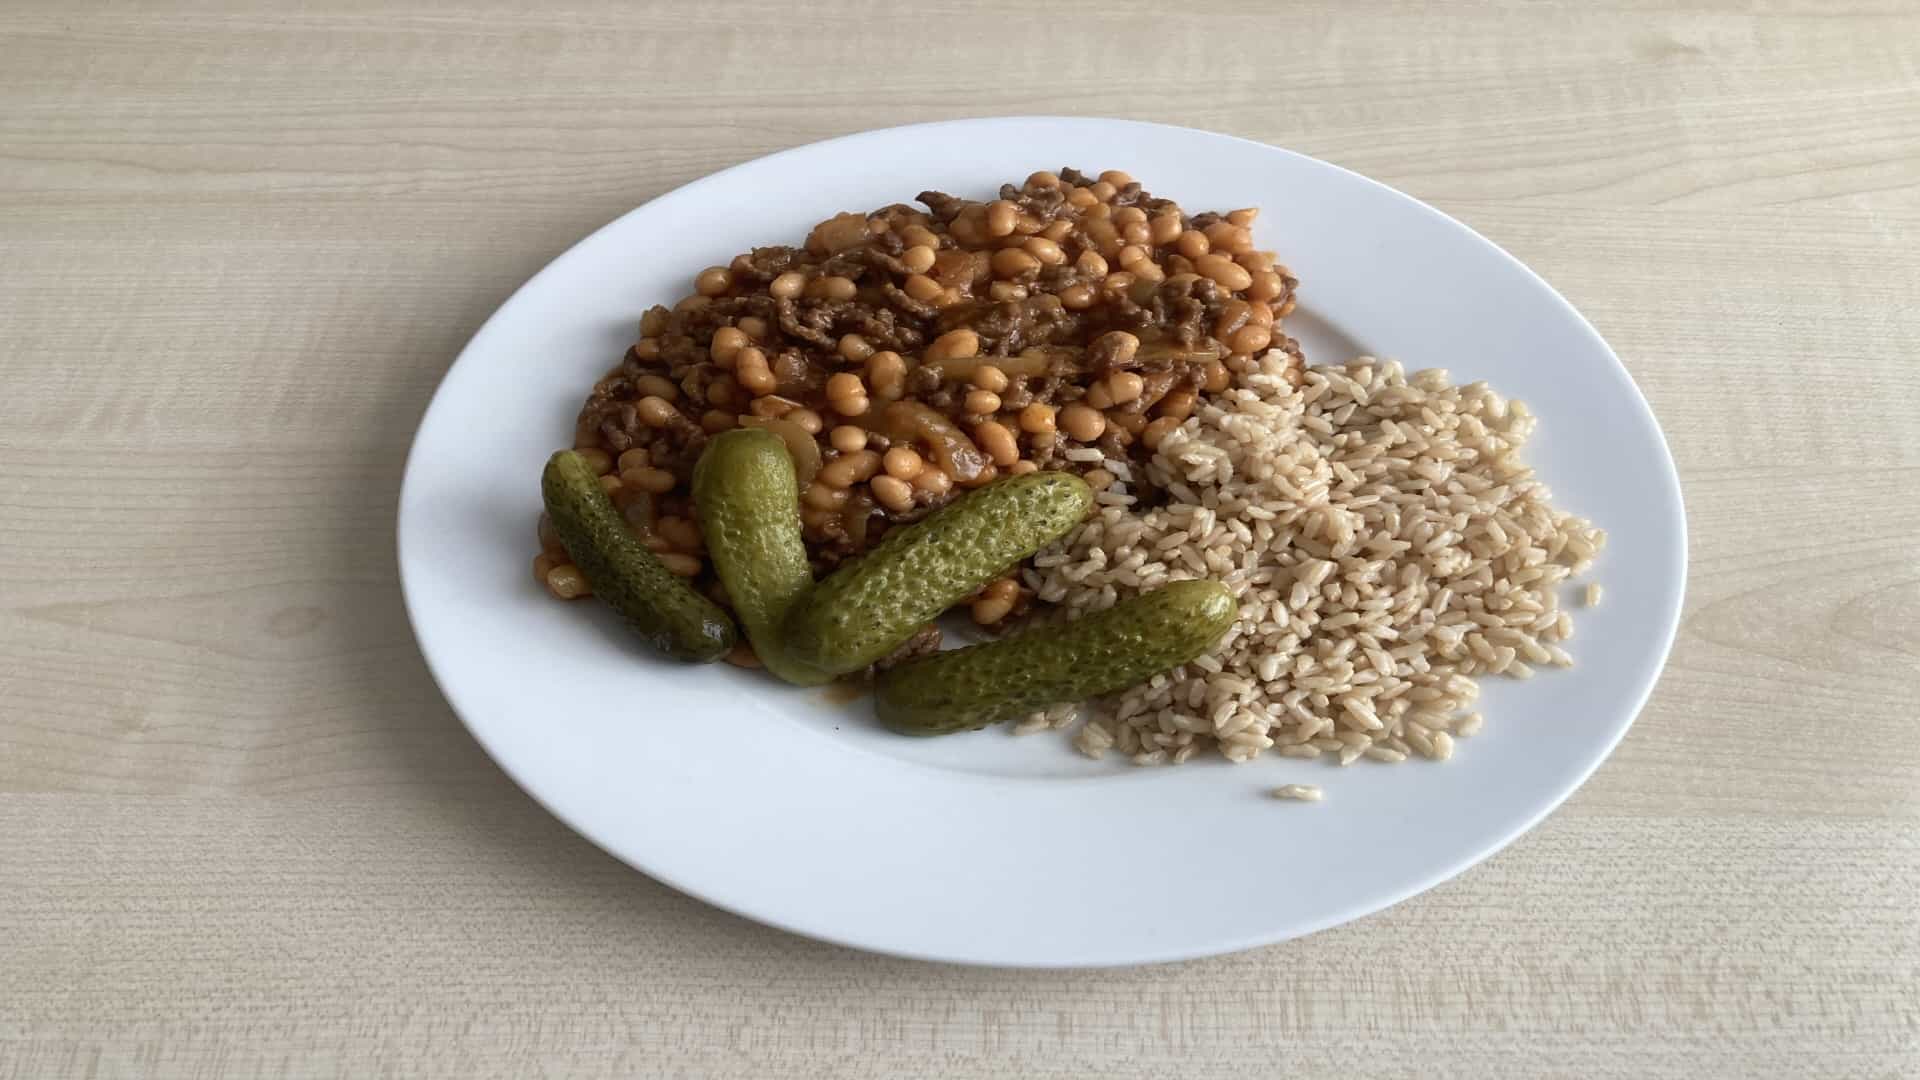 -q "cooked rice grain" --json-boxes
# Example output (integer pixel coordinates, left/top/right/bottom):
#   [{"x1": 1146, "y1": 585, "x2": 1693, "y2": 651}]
[
  {"x1": 1034, "y1": 352, "x2": 1602, "y2": 767},
  {"x1": 1270, "y1": 784, "x2": 1324, "y2": 802}
]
